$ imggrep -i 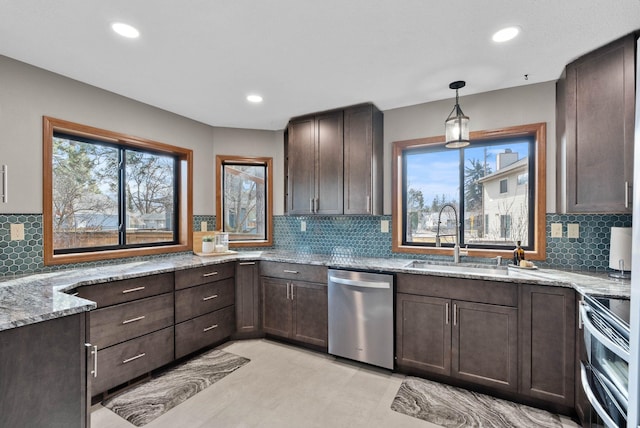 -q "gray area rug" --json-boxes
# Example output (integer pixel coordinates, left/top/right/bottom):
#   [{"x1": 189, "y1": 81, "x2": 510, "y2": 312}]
[
  {"x1": 391, "y1": 377, "x2": 562, "y2": 428},
  {"x1": 103, "y1": 349, "x2": 250, "y2": 426}
]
